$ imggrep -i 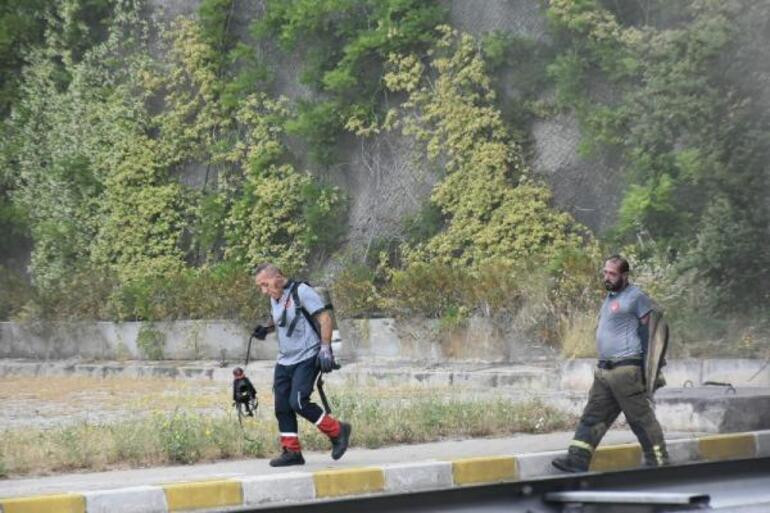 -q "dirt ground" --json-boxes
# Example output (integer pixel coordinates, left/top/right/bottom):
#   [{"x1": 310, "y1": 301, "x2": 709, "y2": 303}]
[{"x1": 0, "y1": 376, "x2": 235, "y2": 430}]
